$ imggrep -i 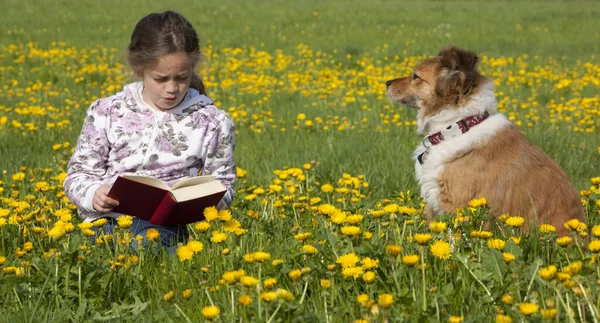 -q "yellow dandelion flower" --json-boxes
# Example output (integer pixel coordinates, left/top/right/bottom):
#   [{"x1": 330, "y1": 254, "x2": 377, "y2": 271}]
[
  {"x1": 330, "y1": 212, "x2": 347, "y2": 224},
  {"x1": 563, "y1": 261, "x2": 582, "y2": 276},
  {"x1": 146, "y1": 228, "x2": 159, "y2": 241},
  {"x1": 357, "y1": 294, "x2": 372, "y2": 307},
  {"x1": 204, "y1": 206, "x2": 219, "y2": 222},
  {"x1": 176, "y1": 245, "x2": 194, "y2": 262},
  {"x1": 541, "y1": 308, "x2": 557, "y2": 319},
  {"x1": 341, "y1": 225, "x2": 361, "y2": 237},
  {"x1": 564, "y1": 219, "x2": 583, "y2": 231},
  {"x1": 510, "y1": 236, "x2": 521, "y2": 245},
  {"x1": 201, "y1": 306, "x2": 219, "y2": 320},
  {"x1": 91, "y1": 218, "x2": 108, "y2": 227},
  {"x1": 116, "y1": 216, "x2": 133, "y2": 228},
  {"x1": 187, "y1": 240, "x2": 203, "y2": 253},
  {"x1": 467, "y1": 197, "x2": 487, "y2": 208},
  {"x1": 240, "y1": 275, "x2": 259, "y2": 287},
  {"x1": 588, "y1": 240, "x2": 600, "y2": 253},
  {"x1": 222, "y1": 219, "x2": 241, "y2": 233},
  {"x1": 263, "y1": 277, "x2": 277, "y2": 288},
  {"x1": 321, "y1": 184, "x2": 334, "y2": 193},
  {"x1": 429, "y1": 221, "x2": 447, "y2": 233},
  {"x1": 361, "y1": 257, "x2": 379, "y2": 270},
  {"x1": 386, "y1": 244, "x2": 402, "y2": 256},
  {"x1": 260, "y1": 291, "x2": 277, "y2": 302},
  {"x1": 253, "y1": 251, "x2": 271, "y2": 262},
  {"x1": 238, "y1": 295, "x2": 252, "y2": 306},
  {"x1": 487, "y1": 239, "x2": 506, "y2": 250},
  {"x1": 288, "y1": 269, "x2": 302, "y2": 281},
  {"x1": 182, "y1": 289, "x2": 192, "y2": 299},
  {"x1": 222, "y1": 272, "x2": 237, "y2": 284},
  {"x1": 0, "y1": 256, "x2": 6, "y2": 265},
  {"x1": 320, "y1": 279, "x2": 331, "y2": 289},
  {"x1": 276, "y1": 288, "x2": 294, "y2": 301},
  {"x1": 346, "y1": 214, "x2": 363, "y2": 224},
  {"x1": 48, "y1": 225, "x2": 66, "y2": 240},
  {"x1": 402, "y1": 254, "x2": 419, "y2": 266},
  {"x1": 342, "y1": 266, "x2": 363, "y2": 279},
  {"x1": 336, "y1": 253, "x2": 360, "y2": 268},
  {"x1": 591, "y1": 225, "x2": 600, "y2": 237},
  {"x1": 294, "y1": 232, "x2": 312, "y2": 241},
  {"x1": 218, "y1": 209, "x2": 232, "y2": 222},
  {"x1": 194, "y1": 221, "x2": 210, "y2": 232},
  {"x1": 505, "y1": 216, "x2": 525, "y2": 227},
  {"x1": 362, "y1": 271, "x2": 376, "y2": 283},
  {"x1": 557, "y1": 236, "x2": 572, "y2": 246},
  {"x1": 449, "y1": 316, "x2": 464, "y2": 323},
  {"x1": 11, "y1": 172, "x2": 25, "y2": 181},
  {"x1": 302, "y1": 244, "x2": 318, "y2": 254},
  {"x1": 495, "y1": 314, "x2": 513, "y2": 323},
  {"x1": 538, "y1": 265, "x2": 557, "y2": 280},
  {"x1": 501, "y1": 293, "x2": 513, "y2": 305},
  {"x1": 470, "y1": 230, "x2": 493, "y2": 239},
  {"x1": 430, "y1": 240, "x2": 451, "y2": 259},
  {"x1": 210, "y1": 230, "x2": 227, "y2": 243},
  {"x1": 539, "y1": 224, "x2": 556, "y2": 233},
  {"x1": 163, "y1": 290, "x2": 175, "y2": 302},
  {"x1": 414, "y1": 233, "x2": 433, "y2": 245},
  {"x1": 503, "y1": 252, "x2": 515, "y2": 263},
  {"x1": 518, "y1": 303, "x2": 539, "y2": 316},
  {"x1": 377, "y1": 293, "x2": 394, "y2": 308}
]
